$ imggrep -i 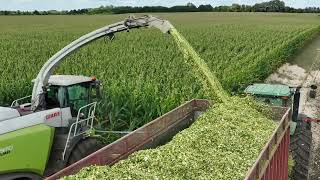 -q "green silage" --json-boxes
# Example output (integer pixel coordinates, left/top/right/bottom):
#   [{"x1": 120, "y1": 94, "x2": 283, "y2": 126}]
[{"x1": 64, "y1": 97, "x2": 276, "y2": 180}]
